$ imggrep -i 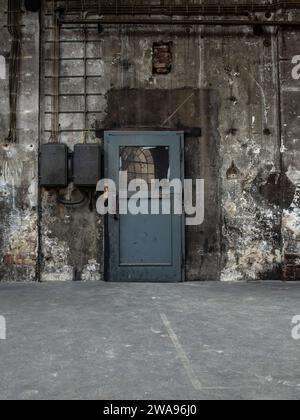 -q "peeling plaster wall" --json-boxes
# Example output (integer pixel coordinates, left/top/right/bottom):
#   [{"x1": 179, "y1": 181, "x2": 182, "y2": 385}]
[
  {"x1": 0, "y1": 1, "x2": 39, "y2": 281},
  {"x1": 1, "y1": 2, "x2": 300, "y2": 282}
]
